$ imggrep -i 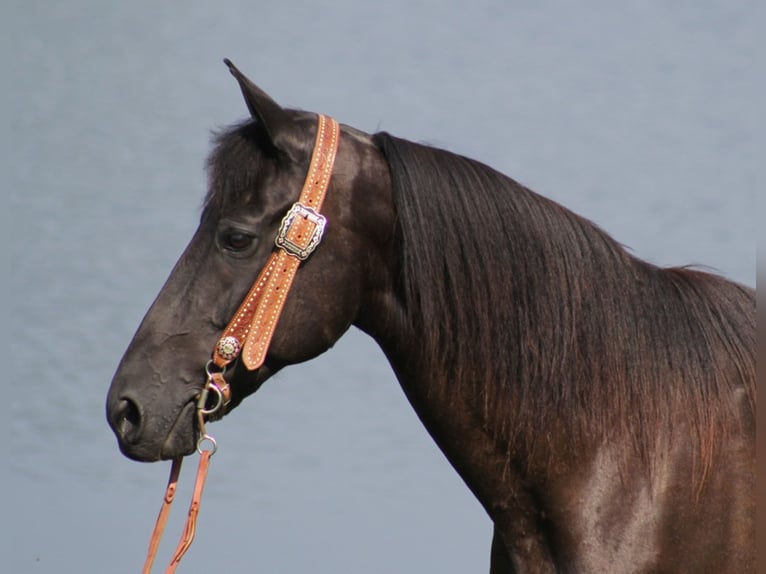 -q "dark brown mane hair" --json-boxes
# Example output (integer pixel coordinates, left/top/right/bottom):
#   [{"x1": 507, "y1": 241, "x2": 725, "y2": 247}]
[{"x1": 372, "y1": 131, "x2": 755, "y2": 474}]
